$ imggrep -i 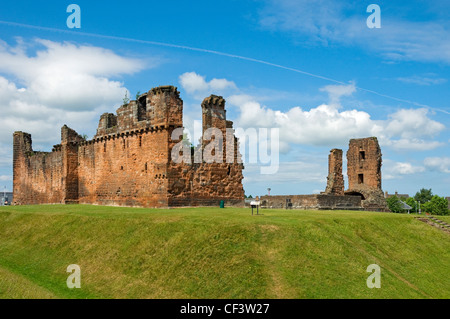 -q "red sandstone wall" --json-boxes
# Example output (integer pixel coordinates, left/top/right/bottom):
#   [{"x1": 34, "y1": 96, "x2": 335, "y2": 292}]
[
  {"x1": 168, "y1": 162, "x2": 245, "y2": 207},
  {"x1": 345, "y1": 137, "x2": 387, "y2": 211},
  {"x1": 13, "y1": 86, "x2": 245, "y2": 208},
  {"x1": 78, "y1": 129, "x2": 170, "y2": 207},
  {"x1": 166, "y1": 94, "x2": 245, "y2": 206},
  {"x1": 324, "y1": 148, "x2": 344, "y2": 195},
  {"x1": 13, "y1": 132, "x2": 65, "y2": 205},
  {"x1": 347, "y1": 137, "x2": 382, "y2": 190},
  {"x1": 260, "y1": 194, "x2": 361, "y2": 210}
]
